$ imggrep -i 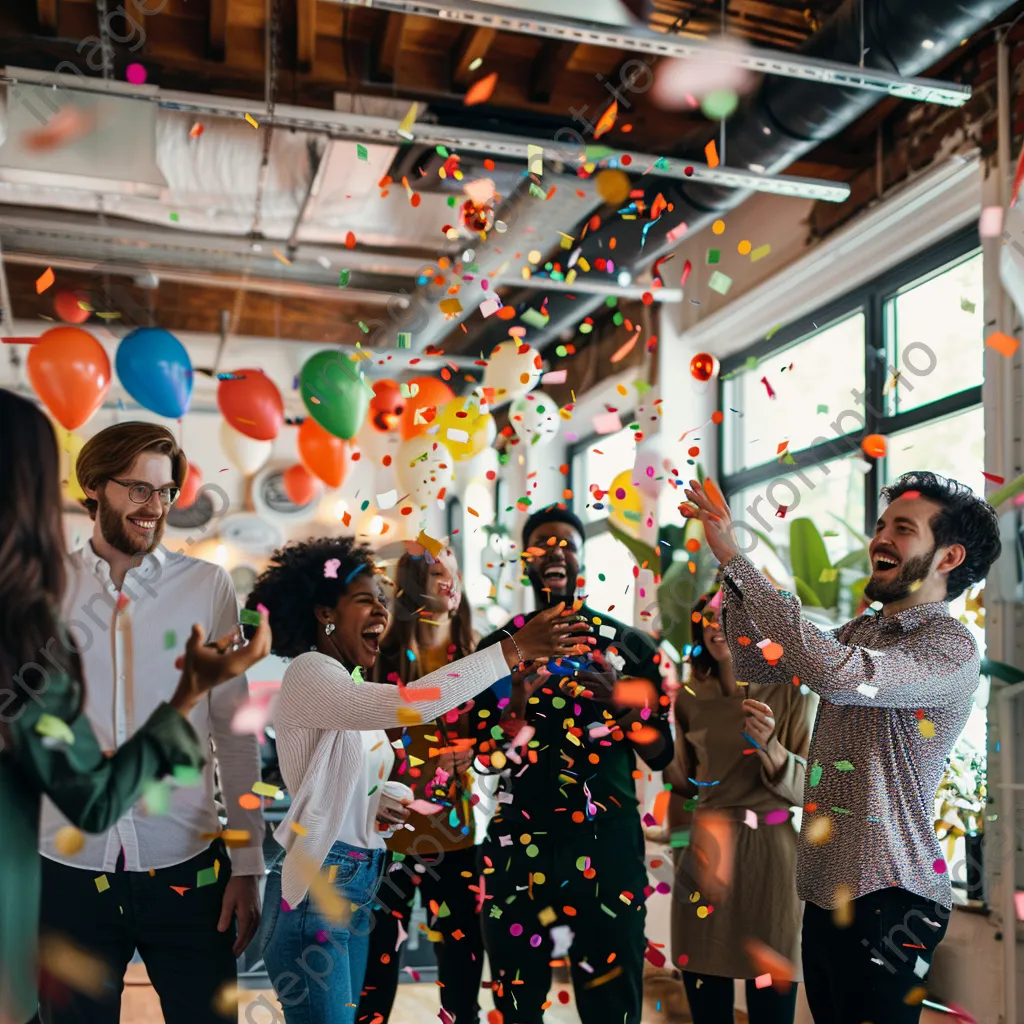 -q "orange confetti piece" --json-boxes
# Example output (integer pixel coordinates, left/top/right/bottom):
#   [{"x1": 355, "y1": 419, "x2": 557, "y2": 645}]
[
  {"x1": 36, "y1": 267, "x2": 55, "y2": 294},
  {"x1": 987, "y1": 331, "x2": 1020, "y2": 358},
  {"x1": 238, "y1": 793, "x2": 262, "y2": 810},
  {"x1": 345, "y1": 231, "x2": 357, "y2": 249},
  {"x1": 651, "y1": 789, "x2": 670, "y2": 825},
  {"x1": 594, "y1": 101, "x2": 618, "y2": 139},
  {"x1": 610, "y1": 328, "x2": 641, "y2": 364},
  {"x1": 705, "y1": 140, "x2": 719, "y2": 169},
  {"x1": 611, "y1": 678, "x2": 658, "y2": 707},
  {"x1": 170, "y1": 886, "x2": 190, "y2": 896},
  {"x1": 627, "y1": 726, "x2": 662, "y2": 745},
  {"x1": 465, "y1": 72, "x2": 499, "y2": 107},
  {"x1": 761, "y1": 641, "x2": 784, "y2": 664}
]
